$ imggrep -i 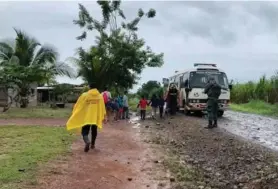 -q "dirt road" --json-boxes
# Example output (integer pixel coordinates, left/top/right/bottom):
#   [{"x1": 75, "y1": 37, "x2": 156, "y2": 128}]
[
  {"x1": 2, "y1": 110, "x2": 278, "y2": 189},
  {"x1": 137, "y1": 112, "x2": 278, "y2": 189},
  {"x1": 221, "y1": 111, "x2": 278, "y2": 151},
  {"x1": 0, "y1": 118, "x2": 170, "y2": 189}
]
